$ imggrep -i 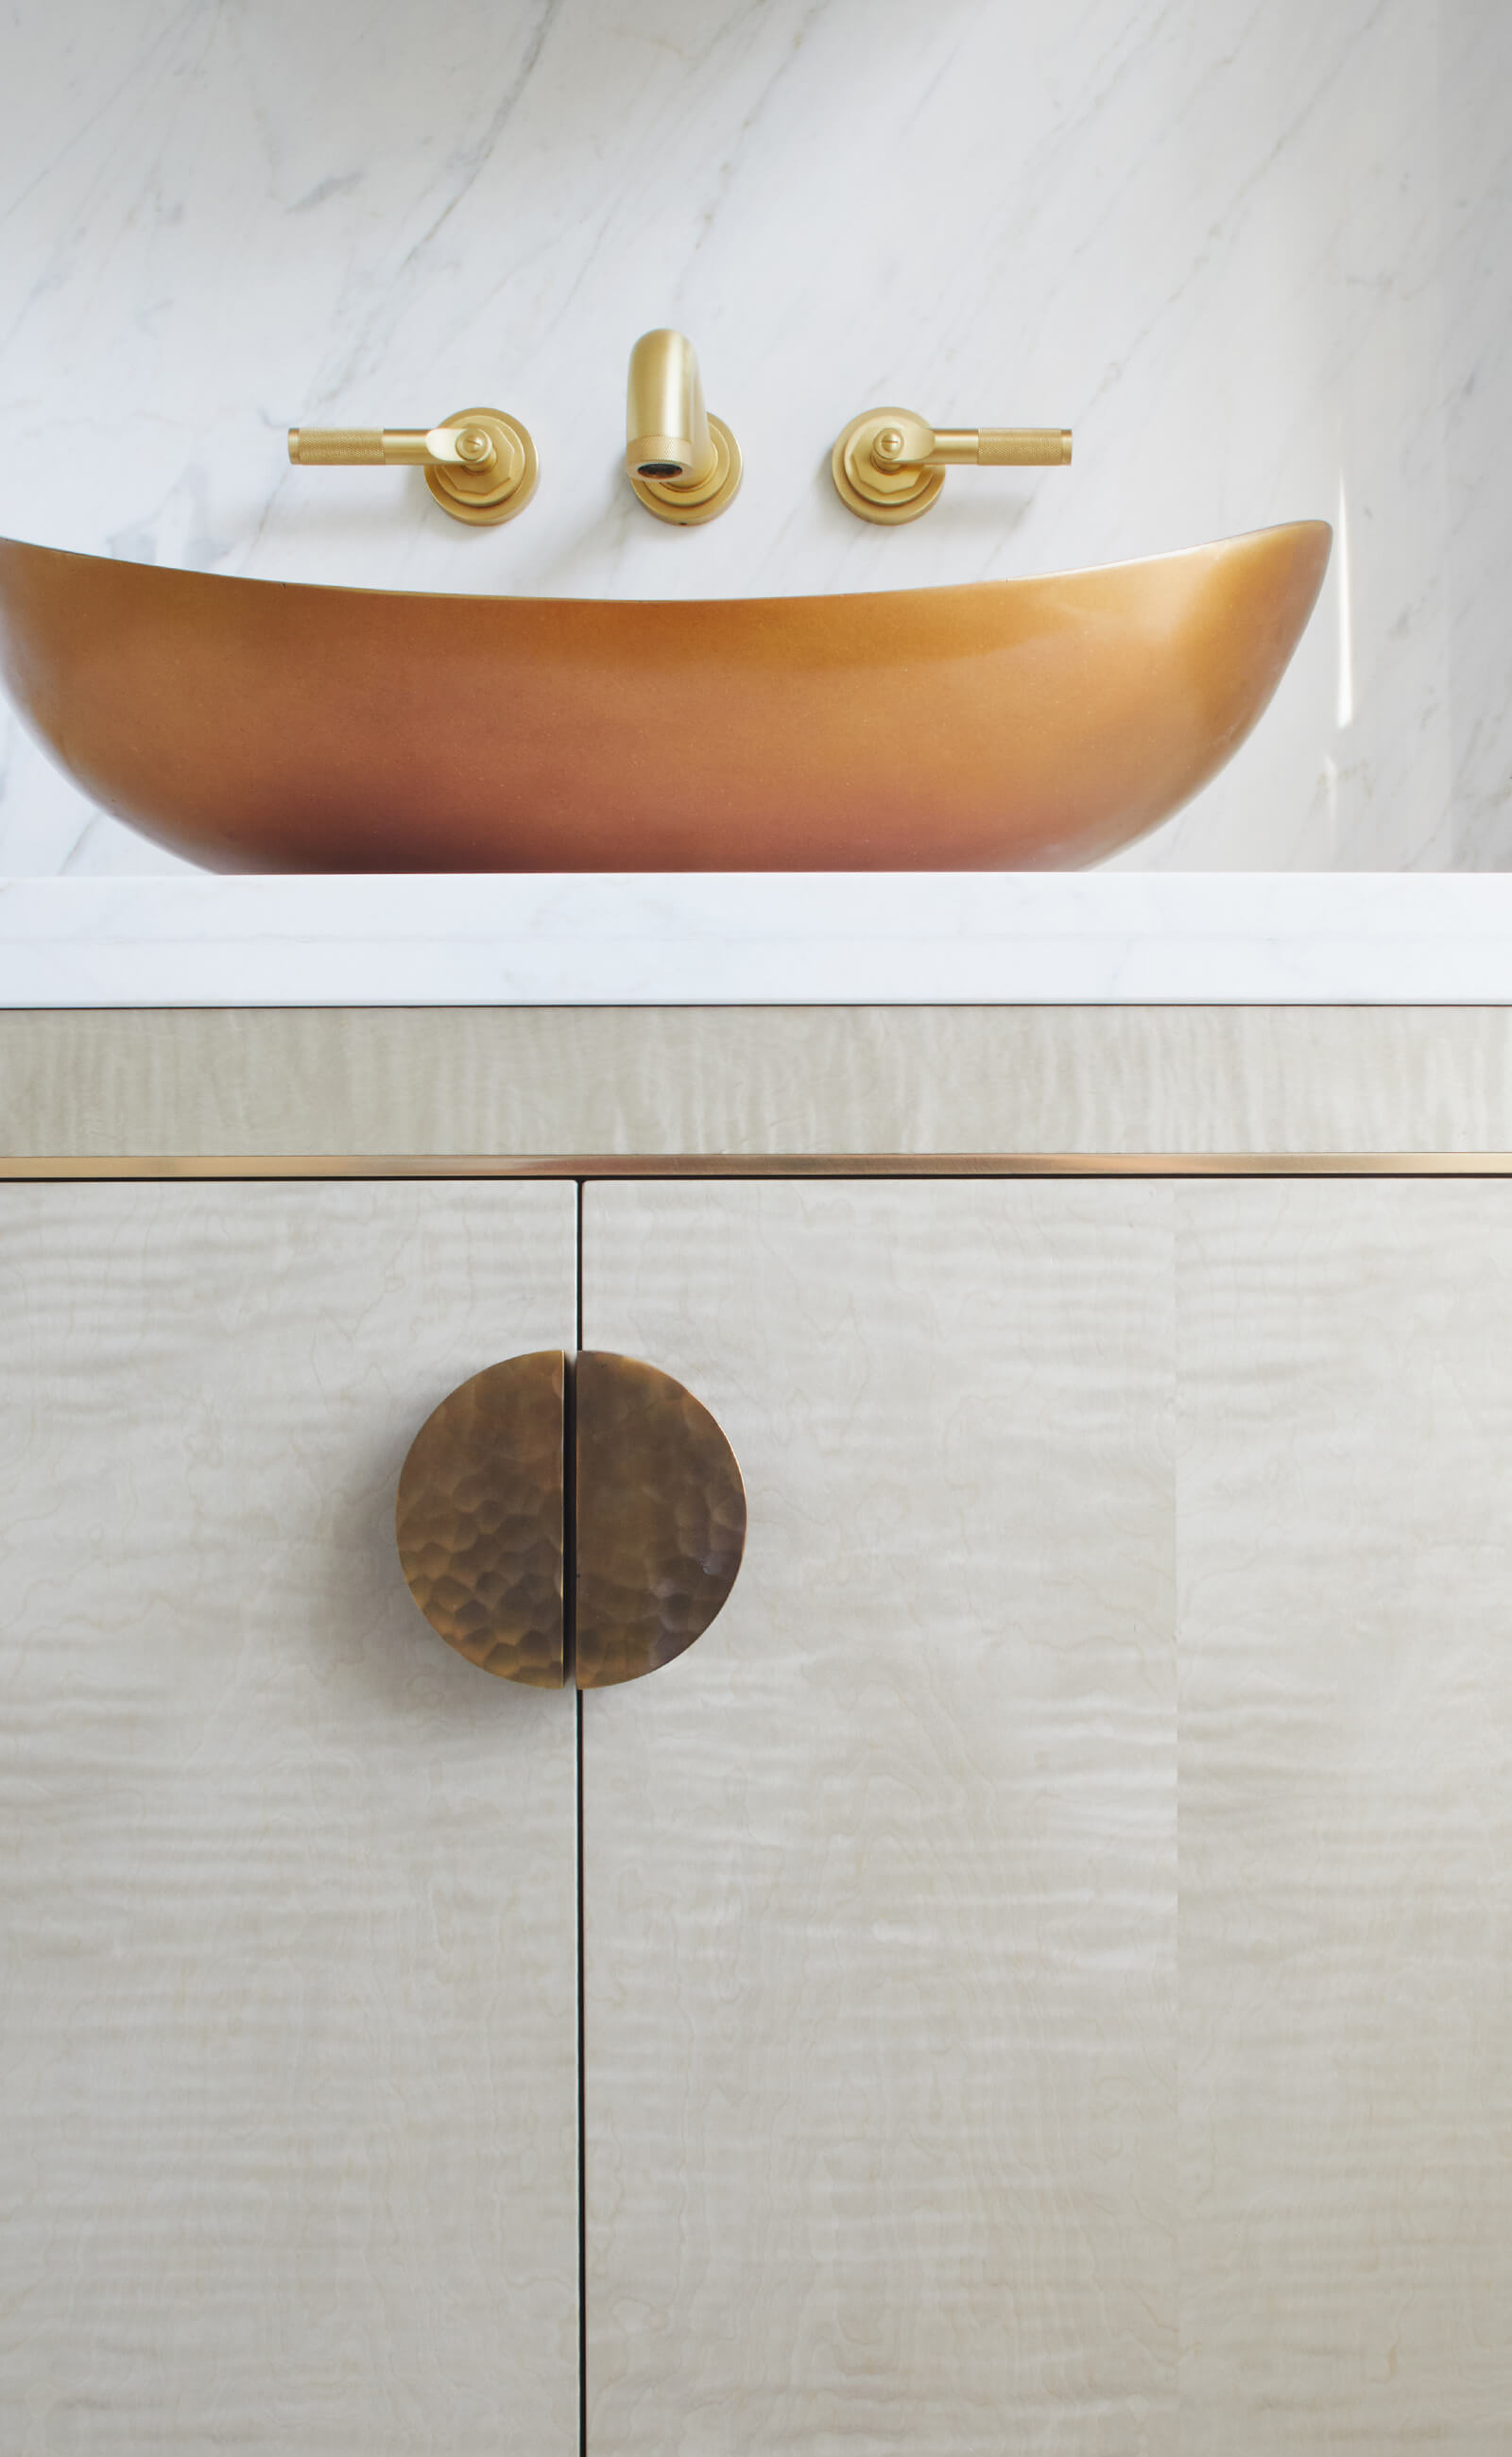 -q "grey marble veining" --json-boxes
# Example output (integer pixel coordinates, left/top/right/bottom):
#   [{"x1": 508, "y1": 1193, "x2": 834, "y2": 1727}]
[{"x1": 0, "y1": 0, "x2": 1504, "y2": 873}]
